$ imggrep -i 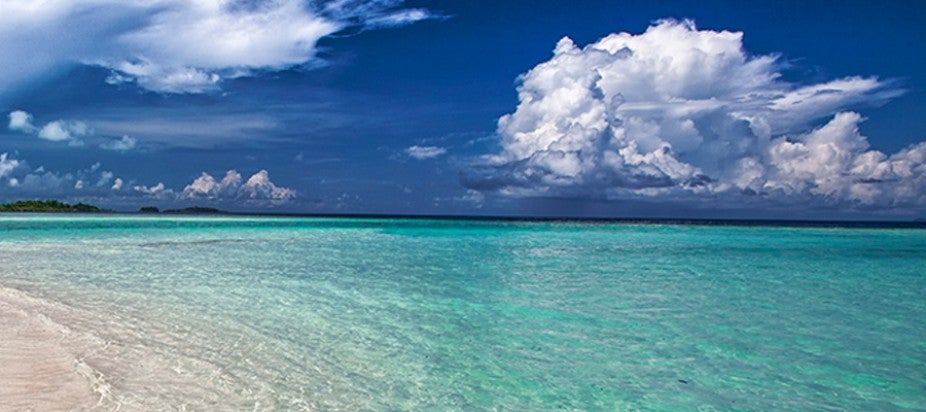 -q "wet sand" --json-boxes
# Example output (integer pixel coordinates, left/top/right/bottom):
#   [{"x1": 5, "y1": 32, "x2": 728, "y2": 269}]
[{"x1": 0, "y1": 291, "x2": 99, "y2": 411}]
